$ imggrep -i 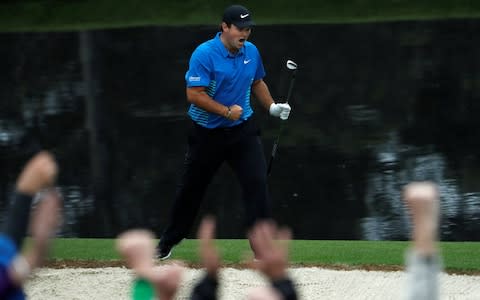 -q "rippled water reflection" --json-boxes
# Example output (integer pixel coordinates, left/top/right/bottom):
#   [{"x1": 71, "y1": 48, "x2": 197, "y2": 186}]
[{"x1": 0, "y1": 21, "x2": 479, "y2": 240}]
